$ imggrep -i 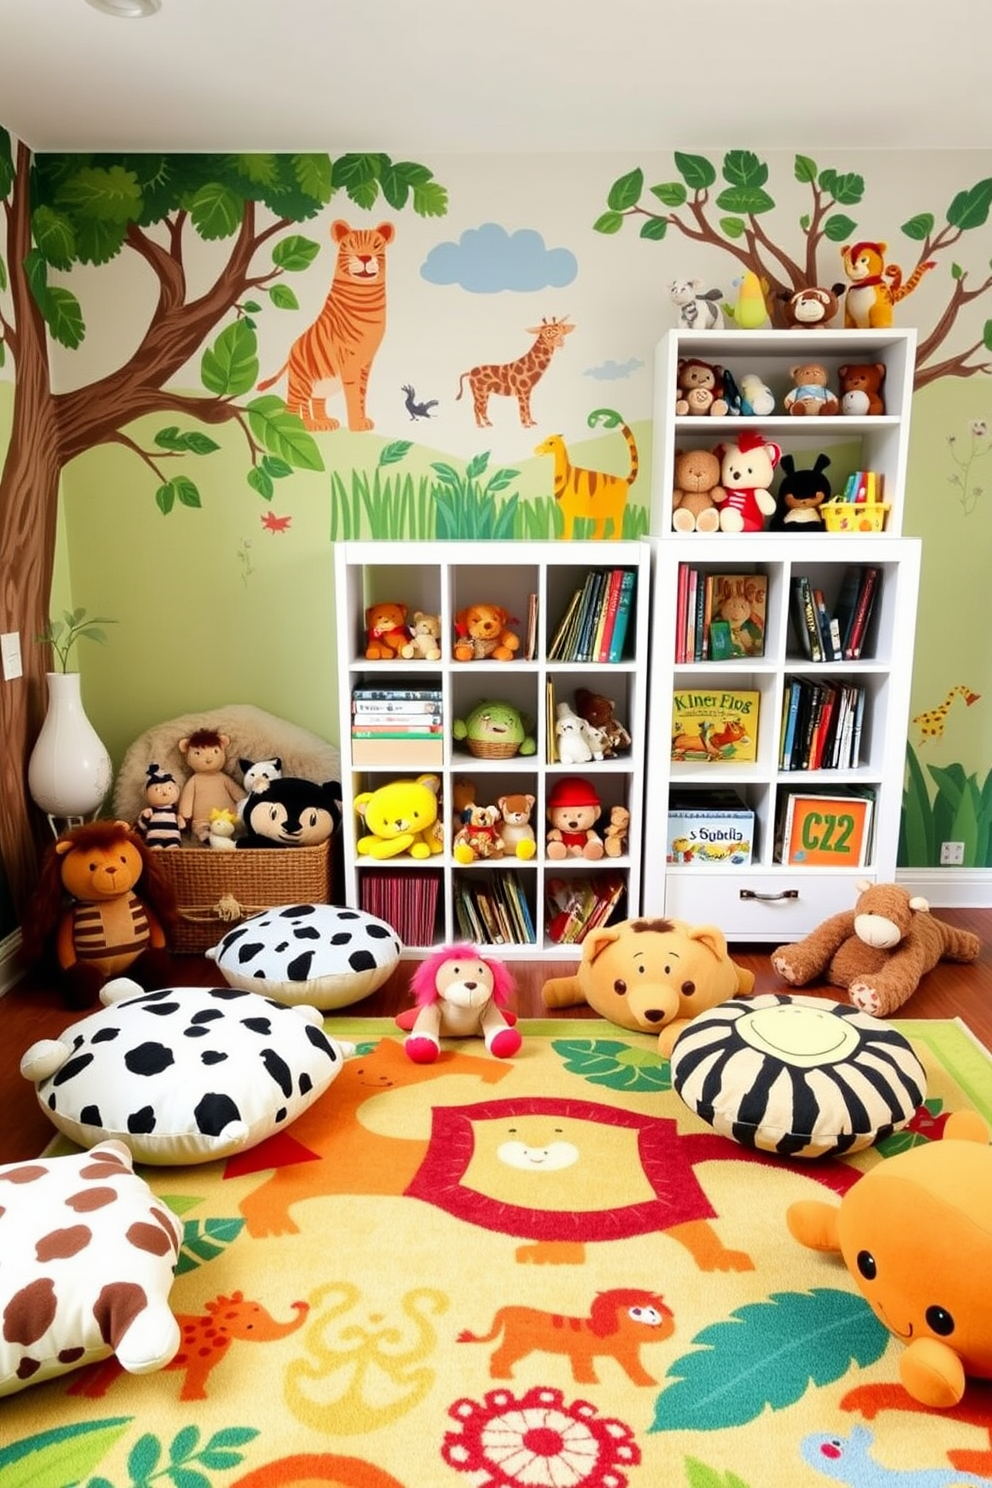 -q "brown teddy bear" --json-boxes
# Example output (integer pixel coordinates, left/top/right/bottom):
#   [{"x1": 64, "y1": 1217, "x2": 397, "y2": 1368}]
[
  {"x1": 771, "y1": 880, "x2": 982, "y2": 1016},
  {"x1": 674, "y1": 358, "x2": 729, "y2": 417},
  {"x1": 573, "y1": 687, "x2": 631, "y2": 756},
  {"x1": 400, "y1": 610, "x2": 442, "y2": 660},
  {"x1": 603, "y1": 804, "x2": 630, "y2": 858},
  {"x1": 453, "y1": 603, "x2": 520, "y2": 661},
  {"x1": 671, "y1": 448, "x2": 725, "y2": 532},
  {"x1": 453, "y1": 803, "x2": 504, "y2": 862},
  {"x1": 365, "y1": 601, "x2": 411, "y2": 660},
  {"x1": 783, "y1": 363, "x2": 840, "y2": 416},
  {"x1": 838, "y1": 362, "x2": 886, "y2": 416}
]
